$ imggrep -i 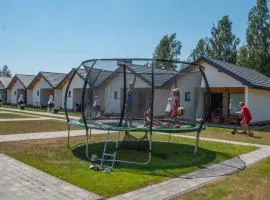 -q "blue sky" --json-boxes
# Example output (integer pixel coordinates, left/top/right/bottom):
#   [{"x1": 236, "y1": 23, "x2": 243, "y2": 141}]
[{"x1": 0, "y1": 0, "x2": 256, "y2": 75}]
